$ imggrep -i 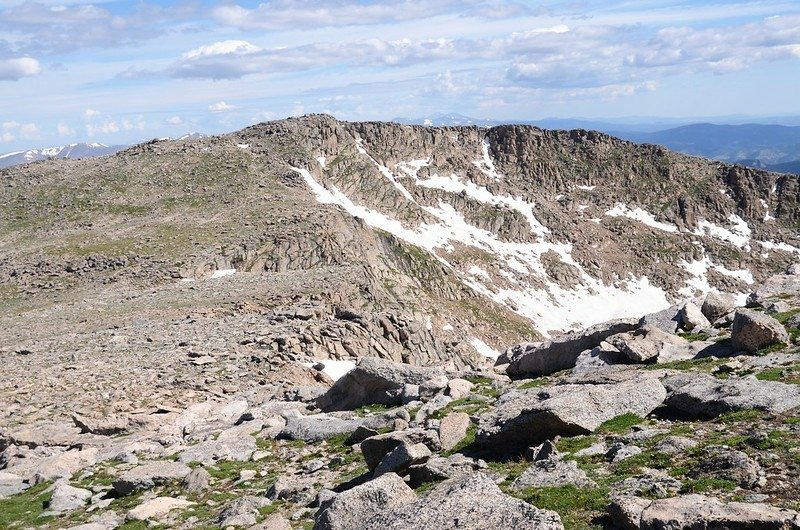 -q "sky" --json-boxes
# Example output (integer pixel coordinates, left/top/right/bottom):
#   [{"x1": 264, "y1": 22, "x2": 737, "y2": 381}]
[{"x1": 1, "y1": 0, "x2": 800, "y2": 151}]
